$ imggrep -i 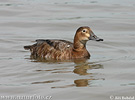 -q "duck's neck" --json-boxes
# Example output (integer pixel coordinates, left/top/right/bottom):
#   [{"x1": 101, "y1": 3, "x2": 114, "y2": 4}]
[{"x1": 73, "y1": 36, "x2": 87, "y2": 51}]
